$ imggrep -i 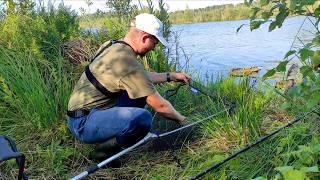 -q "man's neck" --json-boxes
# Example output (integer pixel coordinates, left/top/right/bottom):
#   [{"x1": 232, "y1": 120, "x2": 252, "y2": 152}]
[{"x1": 123, "y1": 36, "x2": 138, "y2": 54}]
